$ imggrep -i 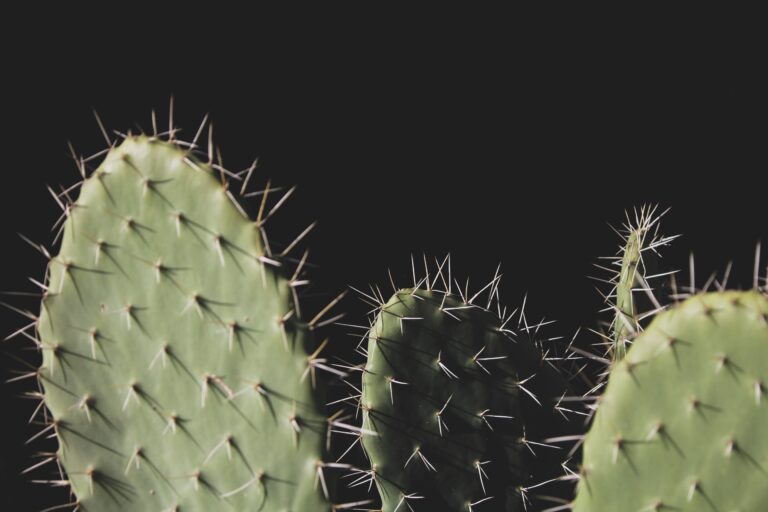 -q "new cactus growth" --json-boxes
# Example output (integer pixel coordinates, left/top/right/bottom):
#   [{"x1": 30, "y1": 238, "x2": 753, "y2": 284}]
[
  {"x1": 597, "y1": 206, "x2": 677, "y2": 361},
  {"x1": 30, "y1": 132, "x2": 342, "y2": 511},
  {"x1": 355, "y1": 262, "x2": 574, "y2": 511},
  {"x1": 573, "y1": 290, "x2": 768, "y2": 511}
]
